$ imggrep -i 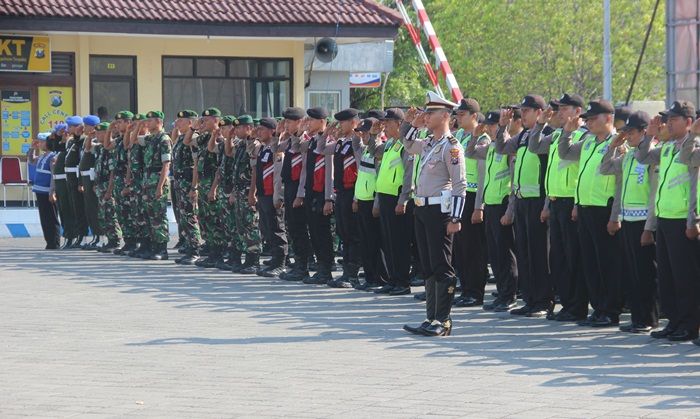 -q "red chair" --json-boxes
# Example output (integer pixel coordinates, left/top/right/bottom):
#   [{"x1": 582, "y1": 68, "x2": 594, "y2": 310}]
[{"x1": 1, "y1": 156, "x2": 32, "y2": 207}]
